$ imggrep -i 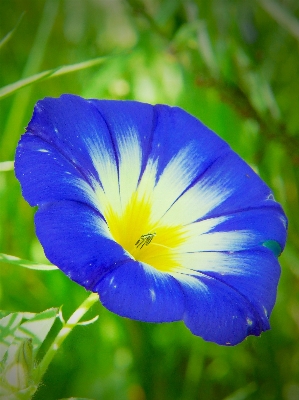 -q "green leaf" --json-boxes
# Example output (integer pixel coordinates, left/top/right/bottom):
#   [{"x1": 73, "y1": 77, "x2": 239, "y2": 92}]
[
  {"x1": 196, "y1": 21, "x2": 219, "y2": 78},
  {"x1": 0, "y1": 384, "x2": 38, "y2": 400},
  {"x1": 222, "y1": 382, "x2": 257, "y2": 400},
  {"x1": 0, "y1": 13, "x2": 24, "y2": 51},
  {"x1": 59, "y1": 398, "x2": 96, "y2": 400},
  {"x1": 0, "y1": 314, "x2": 23, "y2": 360},
  {"x1": 13, "y1": 309, "x2": 58, "y2": 357},
  {"x1": 0, "y1": 54, "x2": 118, "y2": 100},
  {"x1": 0, "y1": 161, "x2": 14, "y2": 172},
  {"x1": 0, "y1": 311, "x2": 11, "y2": 319},
  {"x1": 0, "y1": 309, "x2": 58, "y2": 362},
  {"x1": 258, "y1": 0, "x2": 299, "y2": 42},
  {"x1": 0, "y1": 310, "x2": 58, "y2": 398},
  {"x1": 0, "y1": 253, "x2": 58, "y2": 271},
  {"x1": 3, "y1": 339, "x2": 33, "y2": 391}
]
